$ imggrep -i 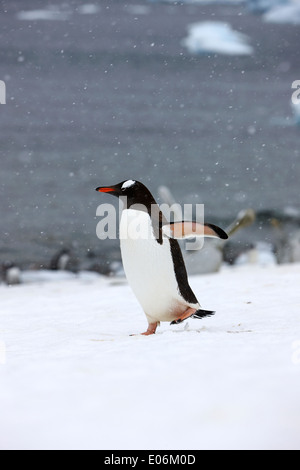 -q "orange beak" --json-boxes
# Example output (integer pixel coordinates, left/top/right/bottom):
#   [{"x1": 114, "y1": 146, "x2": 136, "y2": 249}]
[{"x1": 96, "y1": 187, "x2": 114, "y2": 193}]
